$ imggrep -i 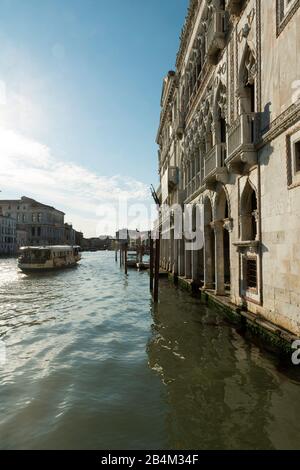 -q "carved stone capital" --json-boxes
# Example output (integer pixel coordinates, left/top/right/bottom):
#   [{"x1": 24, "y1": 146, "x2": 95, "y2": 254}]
[{"x1": 223, "y1": 217, "x2": 233, "y2": 232}]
